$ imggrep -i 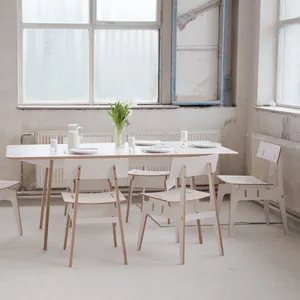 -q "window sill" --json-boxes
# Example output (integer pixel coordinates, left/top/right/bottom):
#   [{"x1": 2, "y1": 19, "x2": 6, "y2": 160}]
[
  {"x1": 17, "y1": 103, "x2": 228, "y2": 110},
  {"x1": 17, "y1": 104, "x2": 180, "y2": 110},
  {"x1": 255, "y1": 105, "x2": 300, "y2": 117}
]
